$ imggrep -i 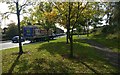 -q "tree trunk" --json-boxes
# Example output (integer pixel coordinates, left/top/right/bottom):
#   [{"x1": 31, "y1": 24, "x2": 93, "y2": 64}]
[
  {"x1": 66, "y1": 31, "x2": 69, "y2": 44},
  {"x1": 65, "y1": 14, "x2": 69, "y2": 44},
  {"x1": 69, "y1": 33, "x2": 73, "y2": 58},
  {"x1": 68, "y1": 2, "x2": 73, "y2": 58},
  {"x1": 87, "y1": 25, "x2": 89, "y2": 37},
  {"x1": 47, "y1": 29, "x2": 49, "y2": 42},
  {"x1": 78, "y1": 32, "x2": 80, "y2": 38},
  {"x1": 66, "y1": 25, "x2": 70, "y2": 44},
  {"x1": 16, "y1": 2, "x2": 23, "y2": 55},
  {"x1": 83, "y1": 26, "x2": 86, "y2": 35}
]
